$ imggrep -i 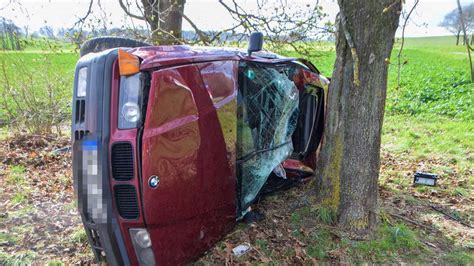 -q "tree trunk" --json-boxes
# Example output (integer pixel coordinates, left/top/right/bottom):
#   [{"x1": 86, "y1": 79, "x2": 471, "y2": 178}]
[
  {"x1": 456, "y1": 28, "x2": 461, "y2": 45},
  {"x1": 315, "y1": 0, "x2": 401, "y2": 239},
  {"x1": 1, "y1": 26, "x2": 6, "y2": 50},
  {"x1": 457, "y1": 0, "x2": 474, "y2": 82},
  {"x1": 8, "y1": 30, "x2": 15, "y2": 50},
  {"x1": 142, "y1": 0, "x2": 185, "y2": 45}
]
